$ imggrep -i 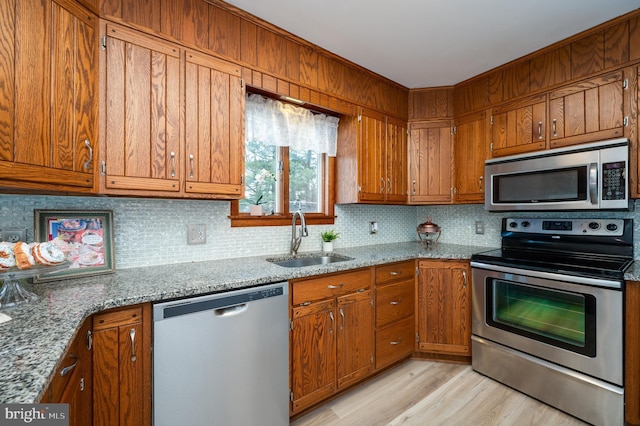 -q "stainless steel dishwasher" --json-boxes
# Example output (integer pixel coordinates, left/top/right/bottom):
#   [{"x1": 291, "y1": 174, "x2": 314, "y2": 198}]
[{"x1": 152, "y1": 282, "x2": 289, "y2": 426}]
